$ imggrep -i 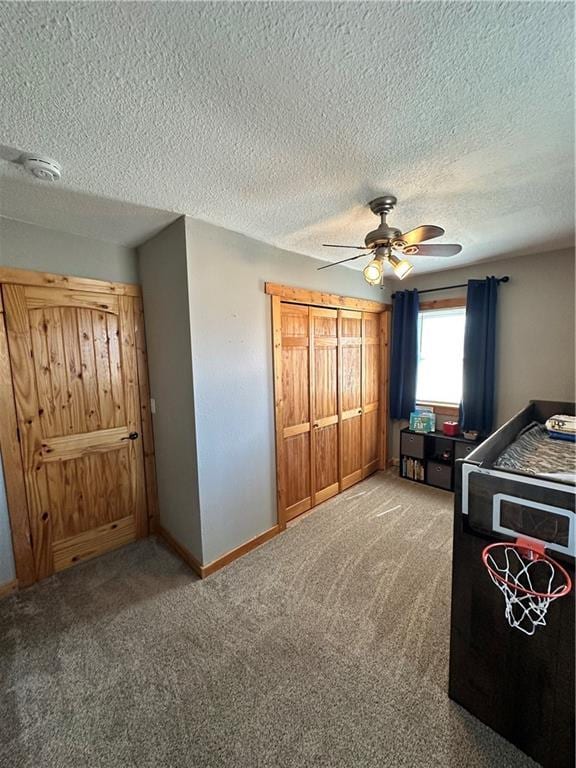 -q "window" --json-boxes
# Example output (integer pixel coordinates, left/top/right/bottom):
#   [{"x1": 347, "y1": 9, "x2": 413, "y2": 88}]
[{"x1": 416, "y1": 307, "x2": 466, "y2": 406}]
